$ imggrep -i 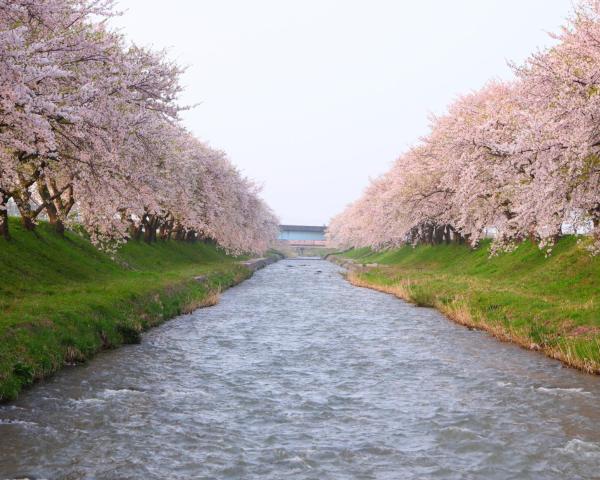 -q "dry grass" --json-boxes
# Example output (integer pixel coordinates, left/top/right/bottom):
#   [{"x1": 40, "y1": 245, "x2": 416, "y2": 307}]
[
  {"x1": 346, "y1": 271, "x2": 413, "y2": 301},
  {"x1": 200, "y1": 289, "x2": 221, "y2": 307},
  {"x1": 545, "y1": 339, "x2": 600, "y2": 375},
  {"x1": 182, "y1": 289, "x2": 221, "y2": 314}
]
